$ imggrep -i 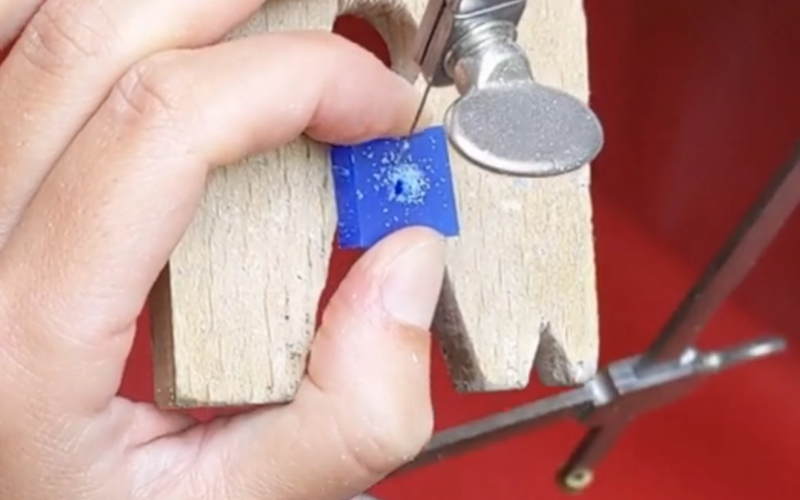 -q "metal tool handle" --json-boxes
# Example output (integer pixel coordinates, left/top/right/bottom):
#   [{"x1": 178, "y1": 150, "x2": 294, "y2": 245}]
[{"x1": 414, "y1": 0, "x2": 605, "y2": 177}]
